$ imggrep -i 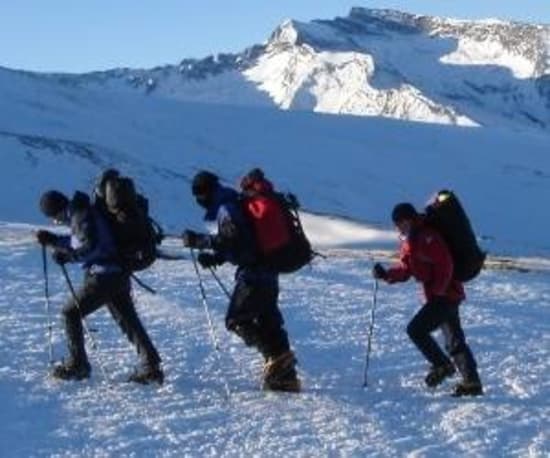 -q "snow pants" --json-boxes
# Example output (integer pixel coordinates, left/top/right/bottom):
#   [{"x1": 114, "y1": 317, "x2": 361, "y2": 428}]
[
  {"x1": 406, "y1": 299, "x2": 480, "y2": 383},
  {"x1": 225, "y1": 279, "x2": 290, "y2": 359},
  {"x1": 62, "y1": 271, "x2": 161, "y2": 369}
]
